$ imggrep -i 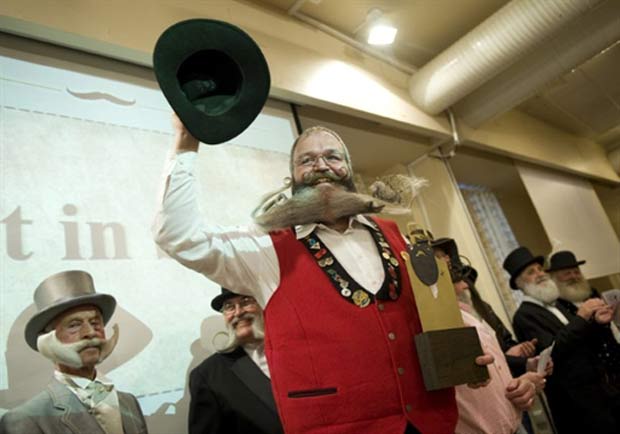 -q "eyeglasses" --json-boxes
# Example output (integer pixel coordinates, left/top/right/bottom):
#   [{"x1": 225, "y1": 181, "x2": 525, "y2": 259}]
[
  {"x1": 294, "y1": 151, "x2": 345, "y2": 168},
  {"x1": 221, "y1": 296, "x2": 258, "y2": 314}
]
